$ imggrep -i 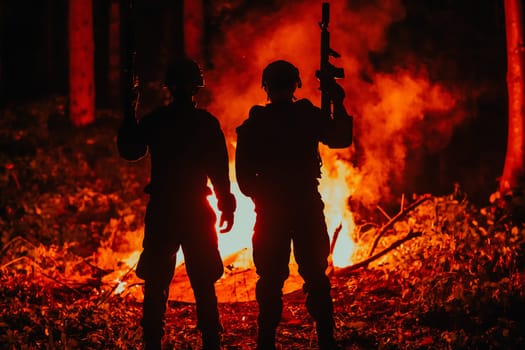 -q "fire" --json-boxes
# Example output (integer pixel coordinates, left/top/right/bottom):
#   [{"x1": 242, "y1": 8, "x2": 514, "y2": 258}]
[
  {"x1": 208, "y1": 161, "x2": 356, "y2": 268},
  {"x1": 200, "y1": 0, "x2": 465, "y2": 269},
  {"x1": 203, "y1": 0, "x2": 465, "y2": 208},
  {"x1": 207, "y1": 178, "x2": 256, "y2": 262},
  {"x1": 319, "y1": 154, "x2": 357, "y2": 267},
  {"x1": 122, "y1": 250, "x2": 141, "y2": 268},
  {"x1": 114, "y1": 278, "x2": 127, "y2": 295},
  {"x1": 108, "y1": 0, "x2": 470, "y2": 300},
  {"x1": 103, "y1": 165, "x2": 355, "y2": 302}
]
